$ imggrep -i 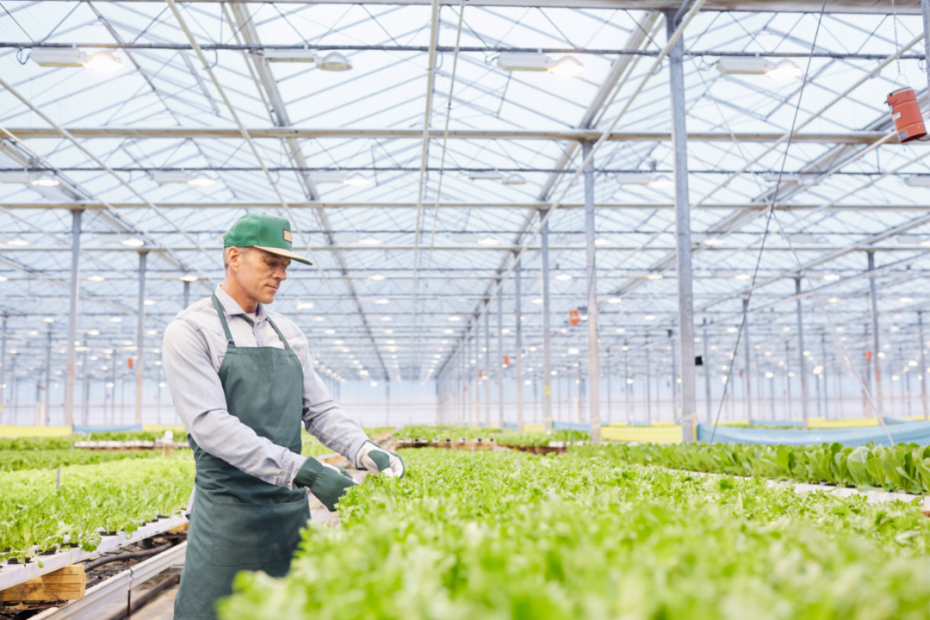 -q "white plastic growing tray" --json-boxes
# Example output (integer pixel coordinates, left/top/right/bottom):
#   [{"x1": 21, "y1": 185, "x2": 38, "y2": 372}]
[{"x1": 0, "y1": 514, "x2": 188, "y2": 594}]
